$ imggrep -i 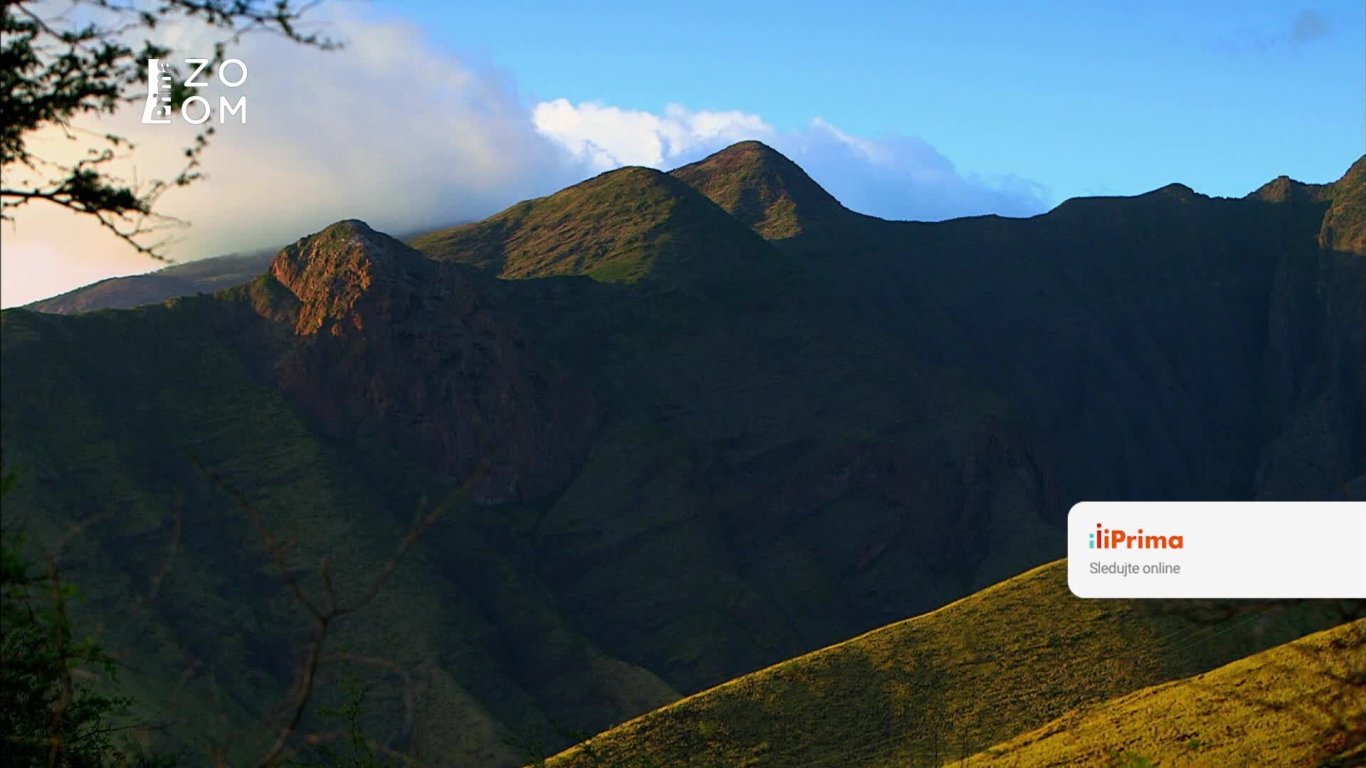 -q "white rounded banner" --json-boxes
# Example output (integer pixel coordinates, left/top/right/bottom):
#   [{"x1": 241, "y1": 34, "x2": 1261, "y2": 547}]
[{"x1": 1068, "y1": 501, "x2": 1366, "y2": 598}]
